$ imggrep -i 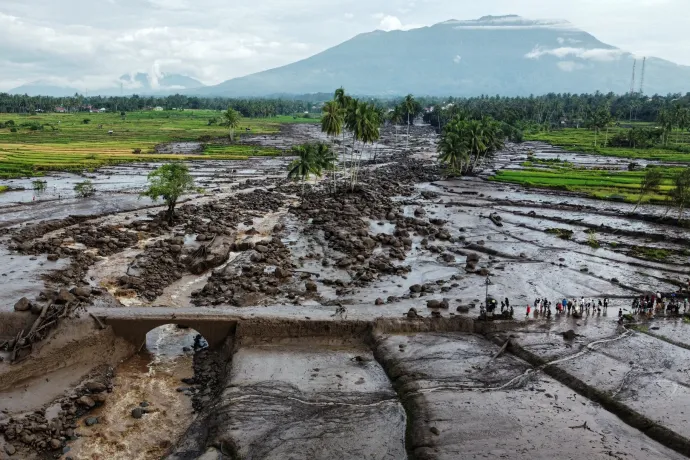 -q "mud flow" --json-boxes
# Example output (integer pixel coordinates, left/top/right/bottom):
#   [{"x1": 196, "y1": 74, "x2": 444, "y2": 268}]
[{"x1": 0, "y1": 123, "x2": 689, "y2": 459}]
